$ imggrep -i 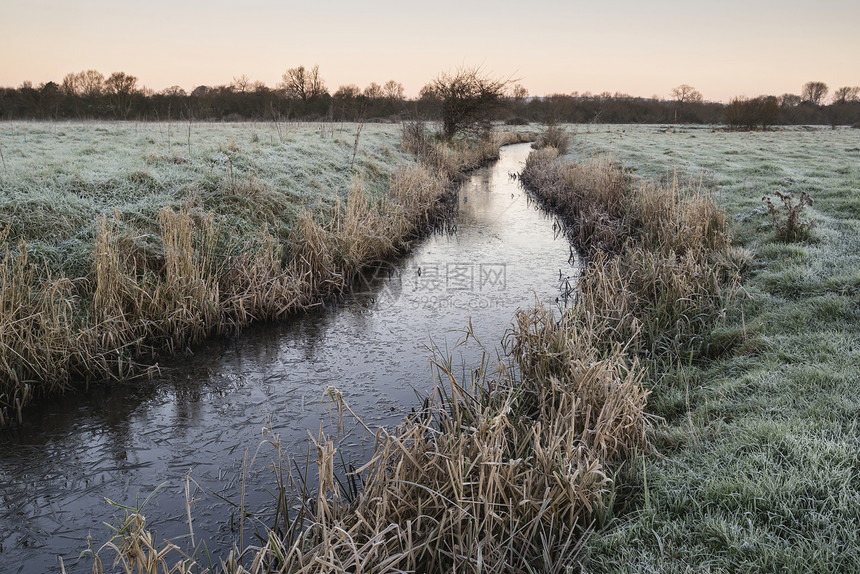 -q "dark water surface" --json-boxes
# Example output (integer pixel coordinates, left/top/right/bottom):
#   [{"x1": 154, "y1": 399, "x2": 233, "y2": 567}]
[{"x1": 0, "y1": 143, "x2": 577, "y2": 573}]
